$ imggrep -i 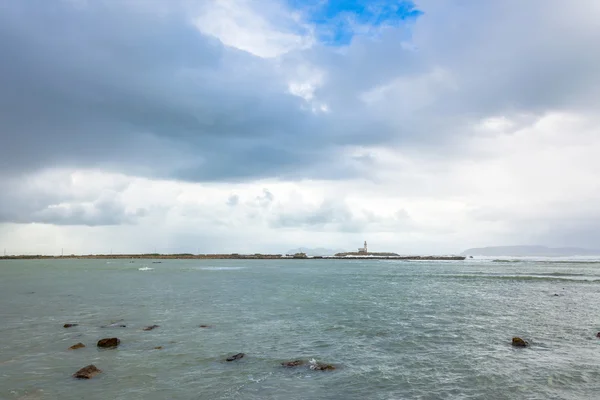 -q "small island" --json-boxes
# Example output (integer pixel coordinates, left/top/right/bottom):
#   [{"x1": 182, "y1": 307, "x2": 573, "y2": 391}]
[{"x1": 0, "y1": 241, "x2": 466, "y2": 261}]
